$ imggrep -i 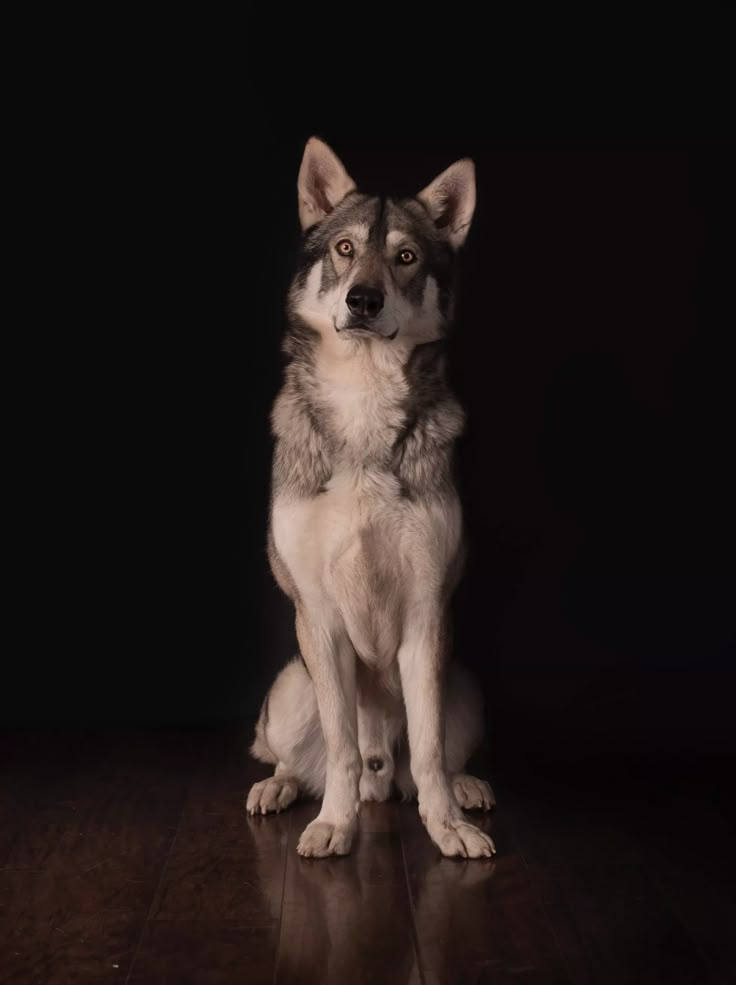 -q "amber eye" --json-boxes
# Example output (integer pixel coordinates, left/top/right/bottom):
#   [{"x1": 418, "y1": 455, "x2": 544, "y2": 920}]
[
  {"x1": 398, "y1": 249, "x2": 416, "y2": 265},
  {"x1": 335, "y1": 239, "x2": 354, "y2": 257}
]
